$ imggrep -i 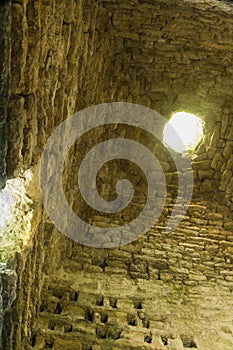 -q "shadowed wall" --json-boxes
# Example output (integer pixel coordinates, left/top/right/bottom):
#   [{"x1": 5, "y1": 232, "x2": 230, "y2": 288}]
[{"x1": 0, "y1": 0, "x2": 233, "y2": 349}]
